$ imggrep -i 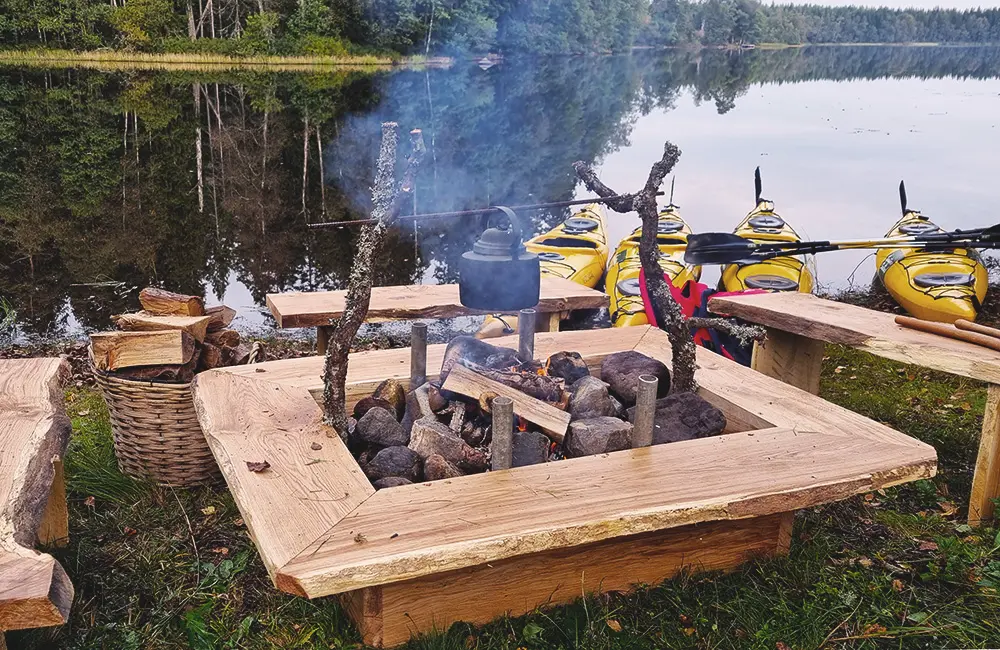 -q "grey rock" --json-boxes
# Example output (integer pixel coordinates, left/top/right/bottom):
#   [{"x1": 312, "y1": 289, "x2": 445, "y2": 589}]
[
  {"x1": 353, "y1": 396, "x2": 395, "y2": 421},
  {"x1": 600, "y1": 351, "x2": 670, "y2": 405},
  {"x1": 423, "y1": 454, "x2": 464, "y2": 481},
  {"x1": 355, "y1": 406, "x2": 409, "y2": 448},
  {"x1": 372, "y1": 378, "x2": 407, "y2": 420},
  {"x1": 565, "y1": 417, "x2": 632, "y2": 458},
  {"x1": 401, "y1": 382, "x2": 436, "y2": 434},
  {"x1": 440, "y1": 336, "x2": 519, "y2": 379},
  {"x1": 364, "y1": 446, "x2": 422, "y2": 482},
  {"x1": 426, "y1": 383, "x2": 449, "y2": 412},
  {"x1": 408, "y1": 417, "x2": 488, "y2": 471},
  {"x1": 511, "y1": 429, "x2": 549, "y2": 467},
  {"x1": 569, "y1": 376, "x2": 618, "y2": 420},
  {"x1": 626, "y1": 391, "x2": 726, "y2": 444},
  {"x1": 372, "y1": 476, "x2": 413, "y2": 489},
  {"x1": 546, "y1": 351, "x2": 590, "y2": 384}
]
